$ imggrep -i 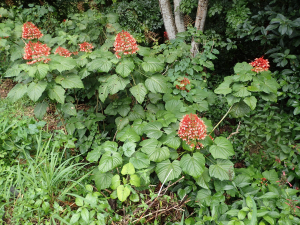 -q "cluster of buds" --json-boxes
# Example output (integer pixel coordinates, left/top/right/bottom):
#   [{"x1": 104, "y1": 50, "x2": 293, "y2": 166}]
[
  {"x1": 260, "y1": 177, "x2": 268, "y2": 186},
  {"x1": 276, "y1": 171, "x2": 293, "y2": 188},
  {"x1": 285, "y1": 199, "x2": 300, "y2": 214},
  {"x1": 178, "y1": 113, "x2": 207, "y2": 149},
  {"x1": 79, "y1": 42, "x2": 94, "y2": 53},
  {"x1": 23, "y1": 41, "x2": 51, "y2": 65},
  {"x1": 175, "y1": 77, "x2": 191, "y2": 92},
  {"x1": 54, "y1": 46, "x2": 72, "y2": 57},
  {"x1": 113, "y1": 31, "x2": 139, "y2": 59},
  {"x1": 249, "y1": 57, "x2": 270, "y2": 73},
  {"x1": 22, "y1": 22, "x2": 43, "y2": 39}
]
